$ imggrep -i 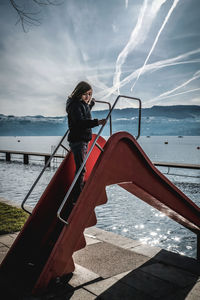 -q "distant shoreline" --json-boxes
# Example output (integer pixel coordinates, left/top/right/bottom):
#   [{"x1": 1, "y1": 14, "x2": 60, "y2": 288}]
[
  {"x1": 0, "y1": 197, "x2": 20, "y2": 208},
  {"x1": 0, "y1": 105, "x2": 200, "y2": 136},
  {"x1": 0, "y1": 197, "x2": 32, "y2": 212}
]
